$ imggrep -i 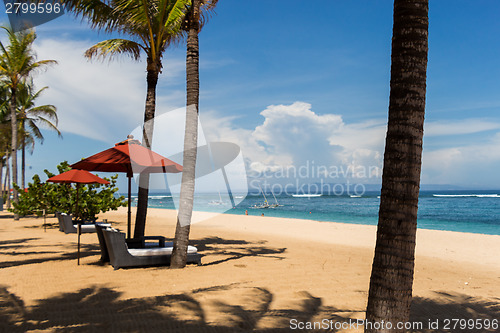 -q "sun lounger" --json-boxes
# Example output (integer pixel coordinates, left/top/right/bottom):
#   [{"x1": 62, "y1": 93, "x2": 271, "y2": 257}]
[
  {"x1": 95, "y1": 225, "x2": 171, "y2": 263},
  {"x1": 56, "y1": 212, "x2": 64, "y2": 232},
  {"x1": 101, "y1": 227, "x2": 202, "y2": 269},
  {"x1": 60, "y1": 213, "x2": 111, "y2": 234}
]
